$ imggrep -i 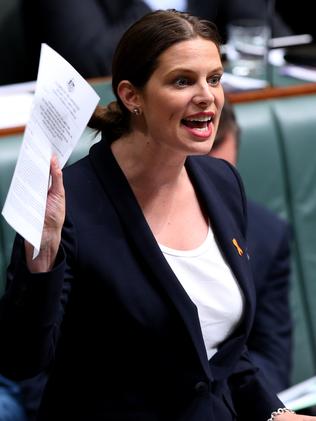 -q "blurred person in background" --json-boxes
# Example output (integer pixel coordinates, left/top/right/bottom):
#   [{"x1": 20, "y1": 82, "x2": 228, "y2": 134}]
[
  {"x1": 21, "y1": 0, "x2": 152, "y2": 80},
  {"x1": 276, "y1": 0, "x2": 316, "y2": 42},
  {"x1": 209, "y1": 99, "x2": 292, "y2": 394},
  {"x1": 21, "y1": 0, "x2": 291, "y2": 80}
]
